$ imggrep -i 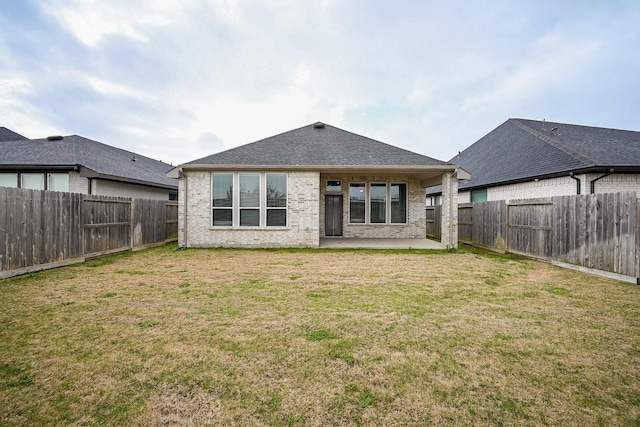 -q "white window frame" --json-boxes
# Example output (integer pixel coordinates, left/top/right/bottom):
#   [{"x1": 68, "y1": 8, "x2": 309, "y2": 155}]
[
  {"x1": 212, "y1": 173, "x2": 234, "y2": 226},
  {"x1": 0, "y1": 173, "x2": 18, "y2": 188},
  {"x1": 389, "y1": 182, "x2": 408, "y2": 224},
  {"x1": 47, "y1": 173, "x2": 69, "y2": 192},
  {"x1": 239, "y1": 173, "x2": 261, "y2": 227},
  {"x1": 21, "y1": 173, "x2": 45, "y2": 190},
  {"x1": 348, "y1": 181, "x2": 408, "y2": 225},
  {"x1": 369, "y1": 182, "x2": 387, "y2": 224},
  {"x1": 211, "y1": 172, "x2": 288, "y2": 228},
  {"x1": 265, "y1": 173, "x2": 288, "y2": 227},
  {"x1": 348, "y1": 182, "x2": 367, "y2": 224}
]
